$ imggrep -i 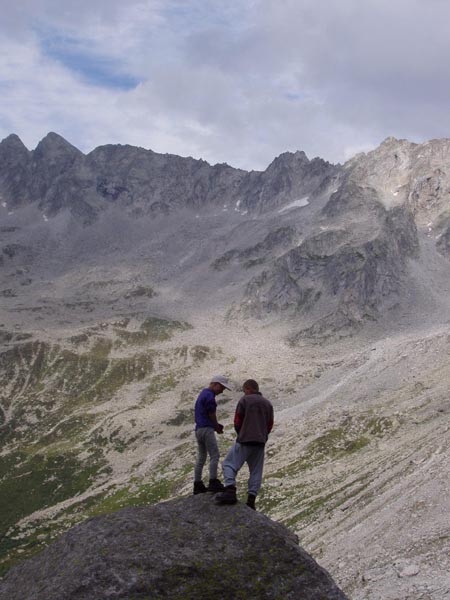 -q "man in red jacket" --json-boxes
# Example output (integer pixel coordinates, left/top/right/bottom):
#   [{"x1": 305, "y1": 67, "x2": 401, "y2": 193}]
[{"x1": 215, "y1": 379, "x2": 273, "y2": 510}]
